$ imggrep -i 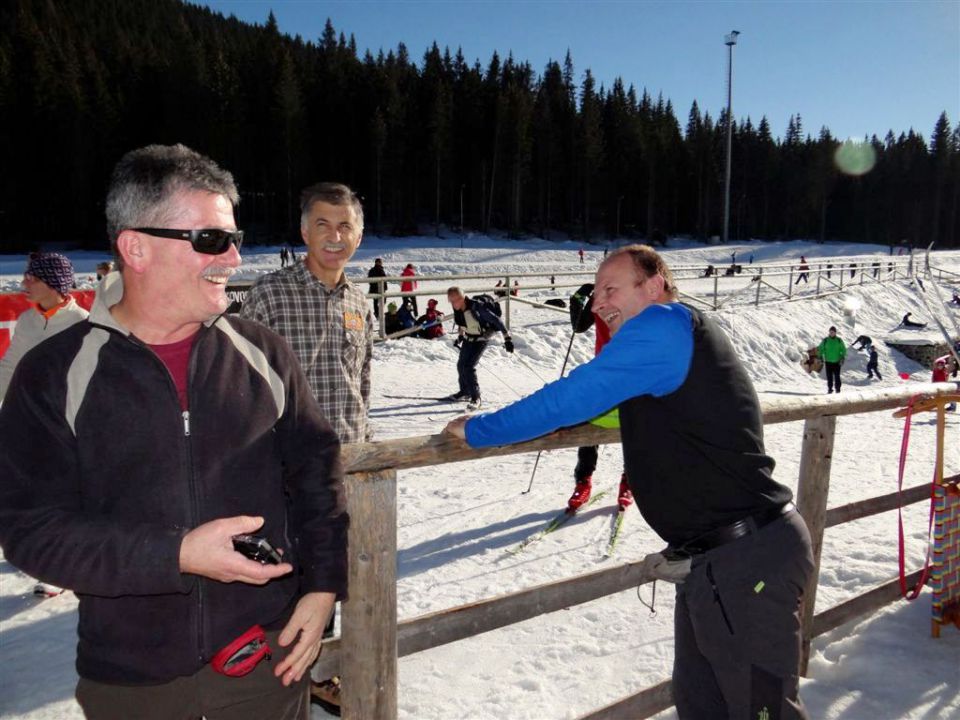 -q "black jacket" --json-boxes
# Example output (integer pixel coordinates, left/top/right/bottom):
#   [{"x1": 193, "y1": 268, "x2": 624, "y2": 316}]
[
  {"x1": 618, "y1": 306, "x2": 792, "y2": 545},
  {"x1": 0, "y1": 275, "x2": 348, "y2": 684},
  {"x1": 367, "y1": 264, "x2": 387, "y2": 293}
]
